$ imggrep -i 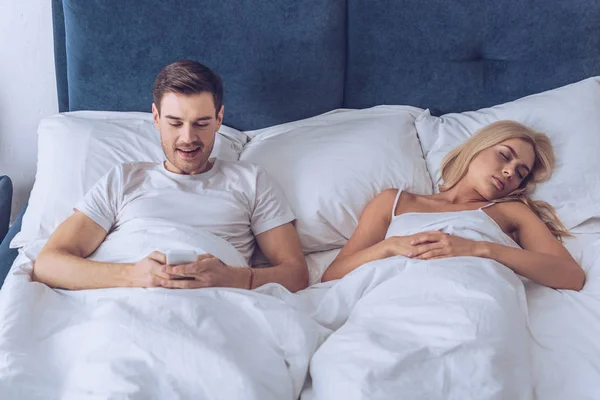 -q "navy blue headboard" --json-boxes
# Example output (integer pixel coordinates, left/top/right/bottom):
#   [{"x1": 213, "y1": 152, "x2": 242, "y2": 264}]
[
  {"x1": 53, "y1": 0, "x2": 346, "y2": 130},
  {"x1": 52, "y1": 0, "x2": 600, "y2": 127},
  {"x1": 344, "y1": 0, "x2": 600, "y2": 115}
]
